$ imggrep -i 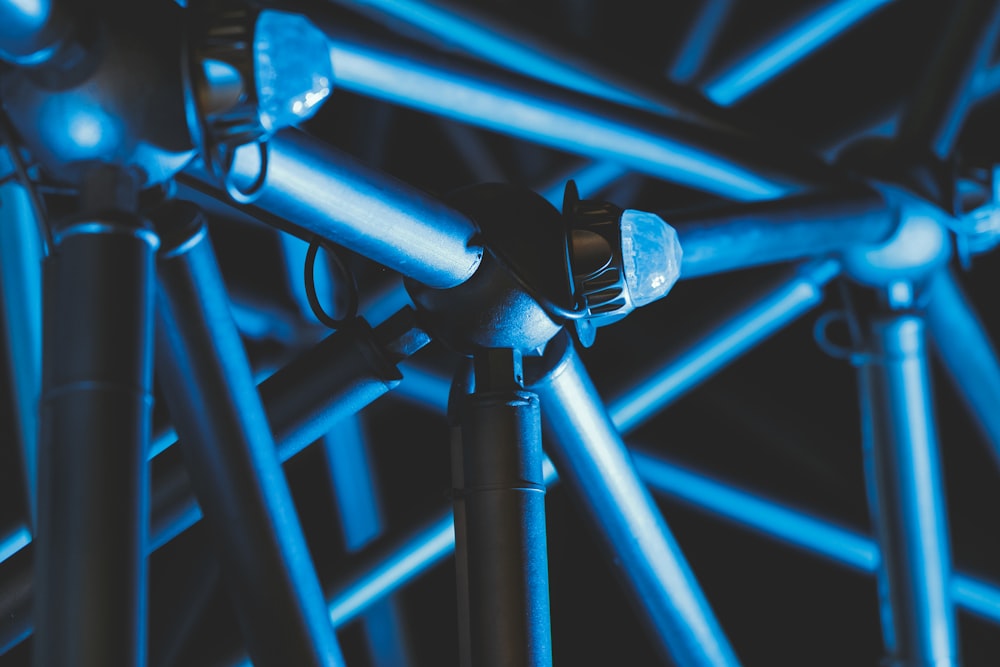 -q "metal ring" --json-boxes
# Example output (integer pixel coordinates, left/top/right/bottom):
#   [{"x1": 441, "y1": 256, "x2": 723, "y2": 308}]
[
  {"x1": 222, "y1": 140, "x2": 269, "y2": 205},
  {"x1": 304, "y1": 237, "x2": 359, "y2": 330}
]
